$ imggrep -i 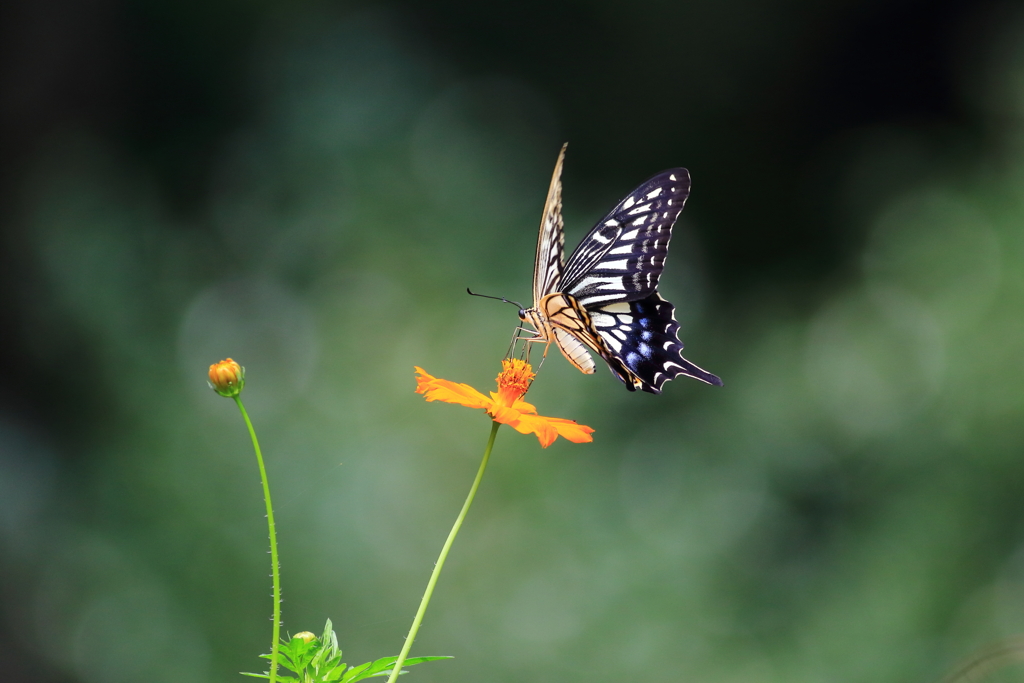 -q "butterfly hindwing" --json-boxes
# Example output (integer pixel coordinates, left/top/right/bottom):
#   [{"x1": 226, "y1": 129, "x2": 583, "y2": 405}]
[
  {"x1": 588, "y1": 294, "x2": 723, "y2": 393},
  {"x1": 561, "y1": 169, "x2": 690, "y2": 307}
]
